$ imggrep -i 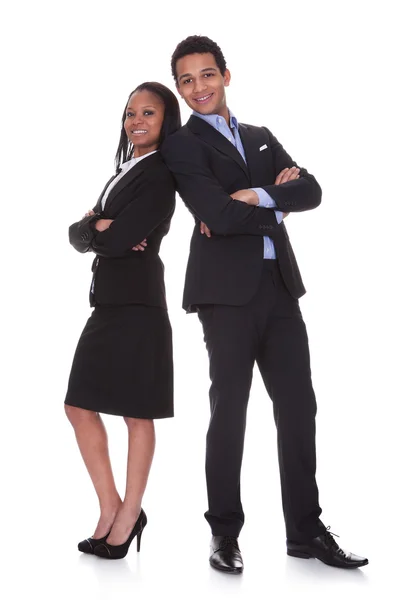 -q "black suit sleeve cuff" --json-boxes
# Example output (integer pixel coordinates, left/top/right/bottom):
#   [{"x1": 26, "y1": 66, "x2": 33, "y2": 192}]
[{"x1": 68, "y1": 213, "x2": 101, "y2": 253}]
